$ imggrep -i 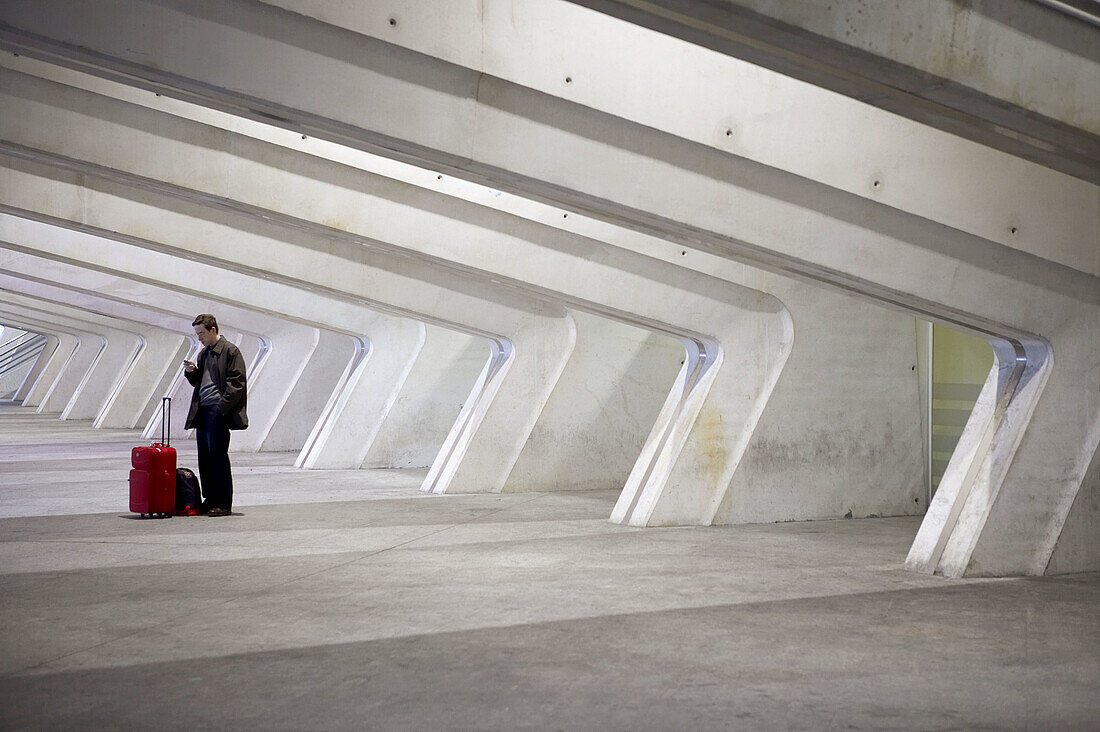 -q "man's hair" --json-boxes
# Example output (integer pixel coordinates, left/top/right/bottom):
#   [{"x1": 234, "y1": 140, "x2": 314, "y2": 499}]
[{"x1": 192, "y1": 314, "x2": 219, "y2": 332}]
